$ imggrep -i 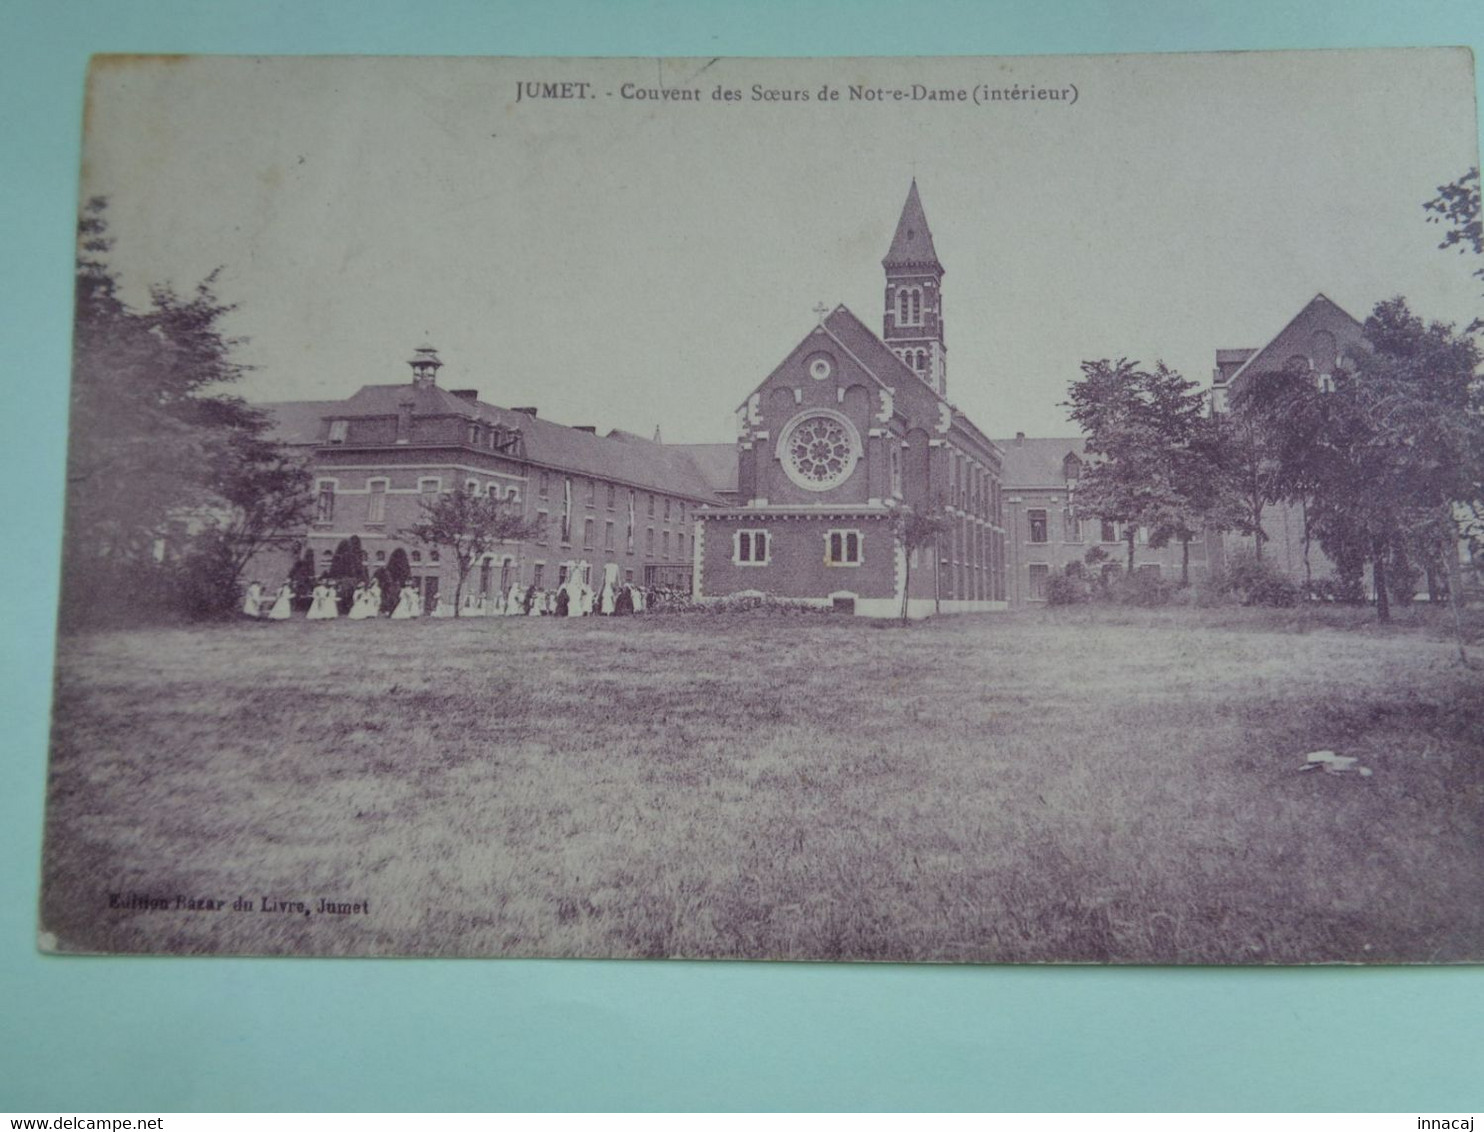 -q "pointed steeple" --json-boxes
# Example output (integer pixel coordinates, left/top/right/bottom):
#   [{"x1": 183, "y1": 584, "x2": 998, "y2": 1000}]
[
  {"x1": 882, "y1": 179, "x2": 942, "y2": 271},
  {"x1": 882, "y1": 181, "x2": 948, "y2": 395}
]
